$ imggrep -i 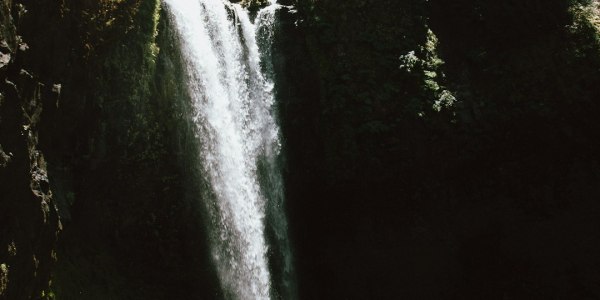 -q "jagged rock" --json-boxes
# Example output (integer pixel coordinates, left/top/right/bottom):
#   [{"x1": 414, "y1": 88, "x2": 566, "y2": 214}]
[
  {"x1": 0, "y1": 51, "x2": 9, "y2": 68},
  {"x1": 0, "y1": 145, "x2": 11, "y2": 167},
  {"x1": 0, "y1": 2, "x2": 61, "y2": 299}
]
